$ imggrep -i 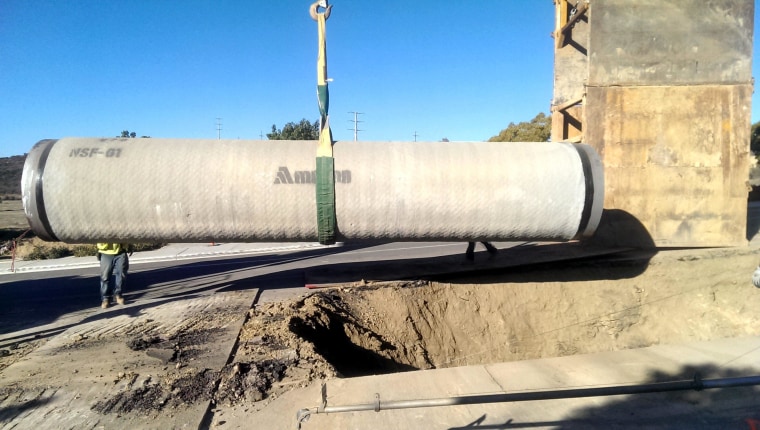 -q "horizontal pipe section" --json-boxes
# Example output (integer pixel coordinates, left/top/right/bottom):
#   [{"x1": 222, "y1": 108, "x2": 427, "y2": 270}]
[
  {"x1": 296, "y1": 375, "x2": 760, "y2": 426},
  {"x1": 21, "y1": 138, "x2": 603, "y2": 243}
]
